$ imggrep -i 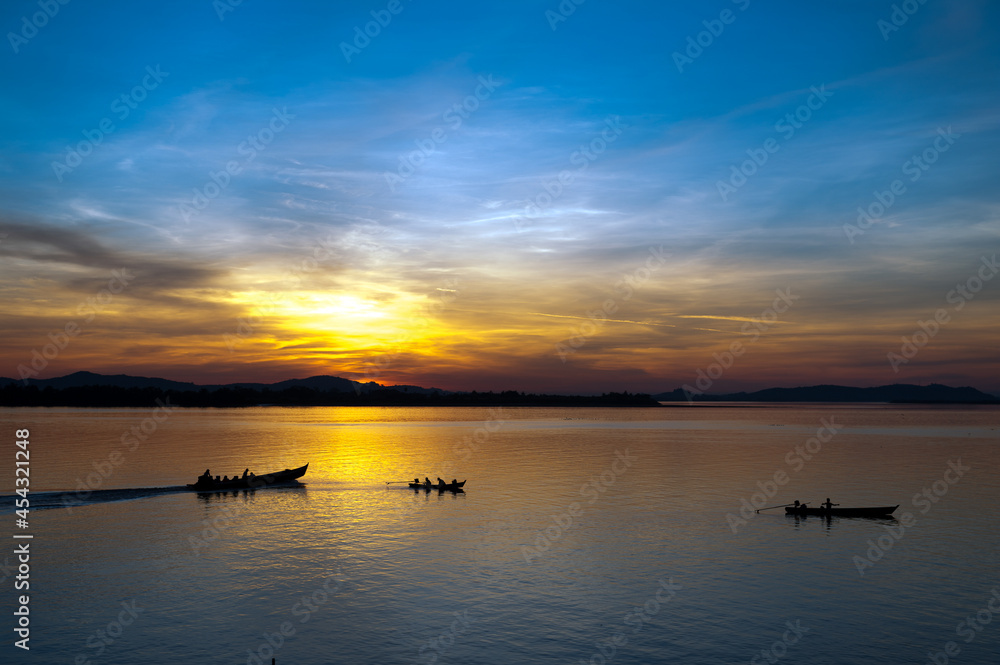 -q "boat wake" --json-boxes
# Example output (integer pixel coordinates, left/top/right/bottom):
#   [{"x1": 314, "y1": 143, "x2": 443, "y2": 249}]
[{"x1": 0, "y1": 486, "x2": 190, "y2": 513}]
